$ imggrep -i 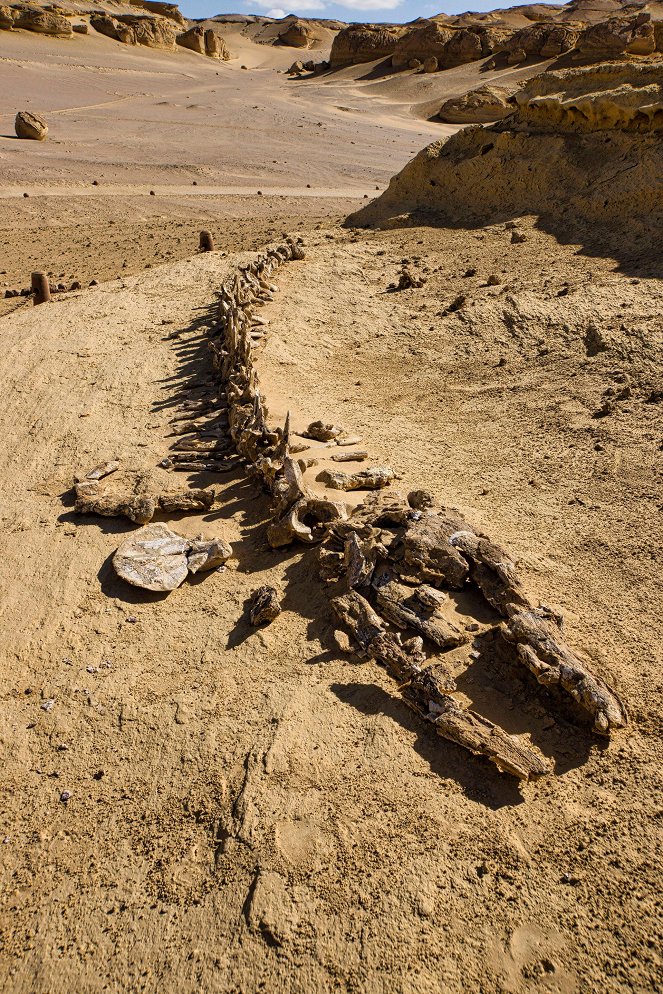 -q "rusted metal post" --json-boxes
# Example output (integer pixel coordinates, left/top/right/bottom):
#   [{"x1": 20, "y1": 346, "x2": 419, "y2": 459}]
[
  {"x1": 31, "y1": 272, "x2": 51, "y2": 305},
  {"x1": 199, "y1": 230, "x2": 214, "y2": 252}
]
